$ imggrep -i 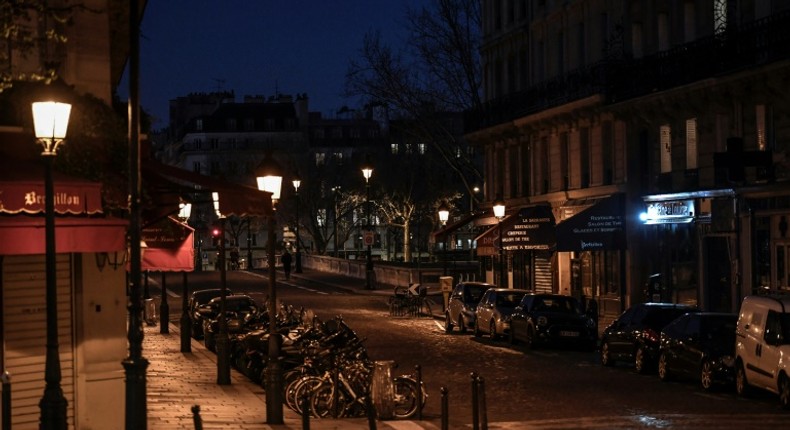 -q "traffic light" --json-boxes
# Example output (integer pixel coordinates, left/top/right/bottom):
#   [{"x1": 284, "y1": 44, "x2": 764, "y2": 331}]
[{"x1": 212, "y1": 228, "x2": 221, "y2": 247}]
